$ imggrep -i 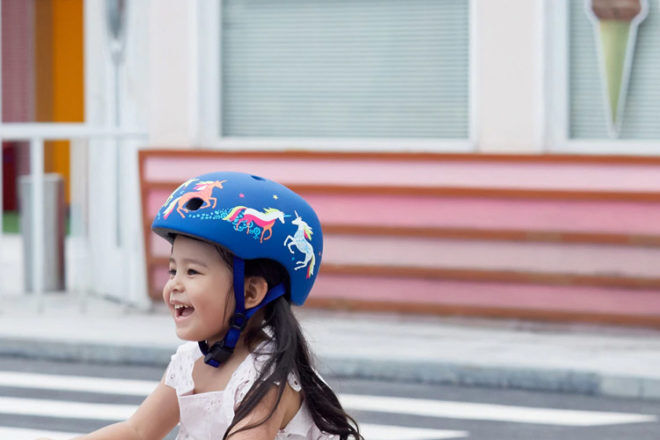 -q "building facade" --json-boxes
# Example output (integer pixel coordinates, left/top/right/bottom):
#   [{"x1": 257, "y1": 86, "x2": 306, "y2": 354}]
[{"x1": 3, "y1": 0, "x2": 660, "y2": 324}]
